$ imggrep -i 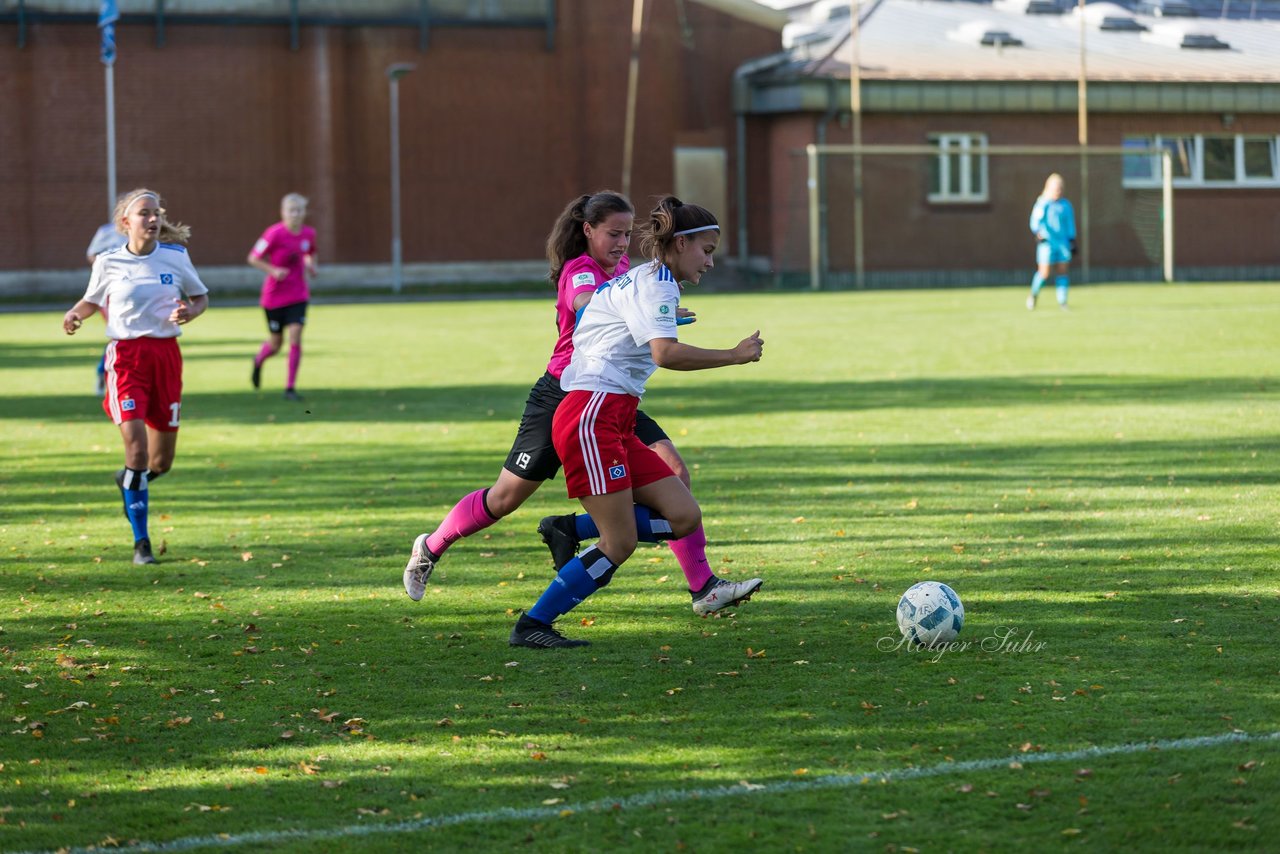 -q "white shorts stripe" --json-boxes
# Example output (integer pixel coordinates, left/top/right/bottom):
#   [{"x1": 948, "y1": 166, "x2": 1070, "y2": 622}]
[
  {"x1": 578, "y1": 392, "x2": 608, "y2": 494},
  {"x1": 103, "y1": 340, "x2": 121, "y2": 423}
]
